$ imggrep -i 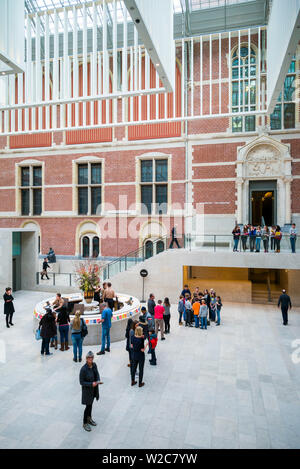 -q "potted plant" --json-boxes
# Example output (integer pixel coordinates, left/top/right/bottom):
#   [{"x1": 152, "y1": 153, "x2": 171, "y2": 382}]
[{"x1": 75, "y1": 262, "x2": 101, "y2": 303}]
